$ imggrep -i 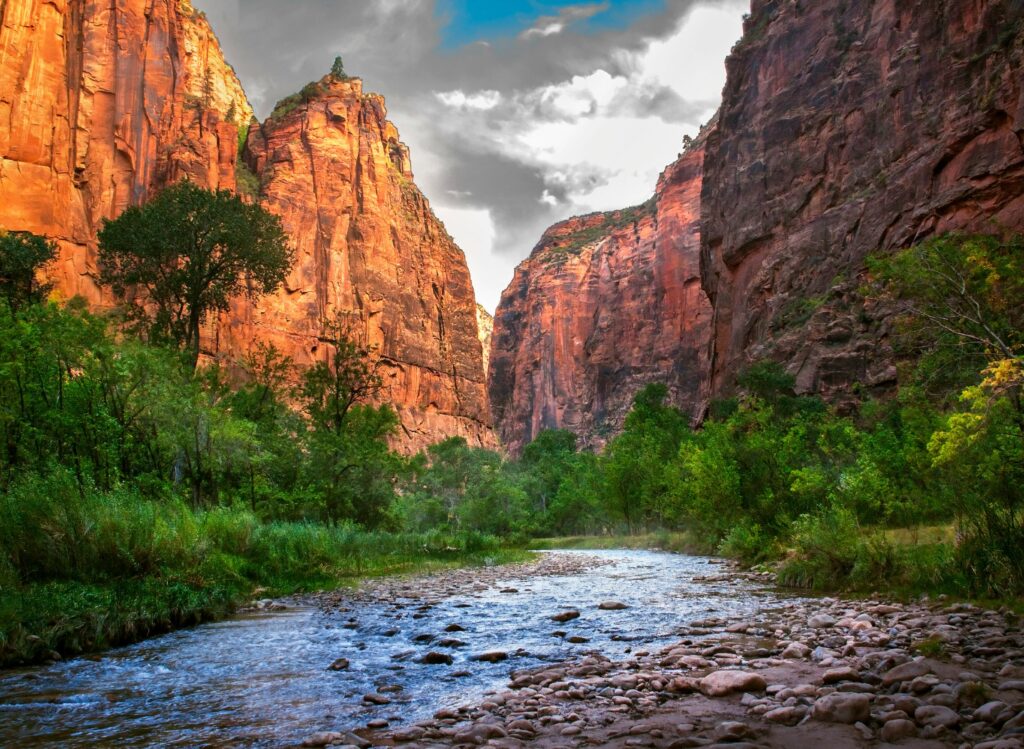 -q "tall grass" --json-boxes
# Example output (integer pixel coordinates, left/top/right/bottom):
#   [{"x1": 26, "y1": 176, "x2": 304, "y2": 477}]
[{"x1": 0, "y1": 469, "x2": 526, "y2": 666}]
